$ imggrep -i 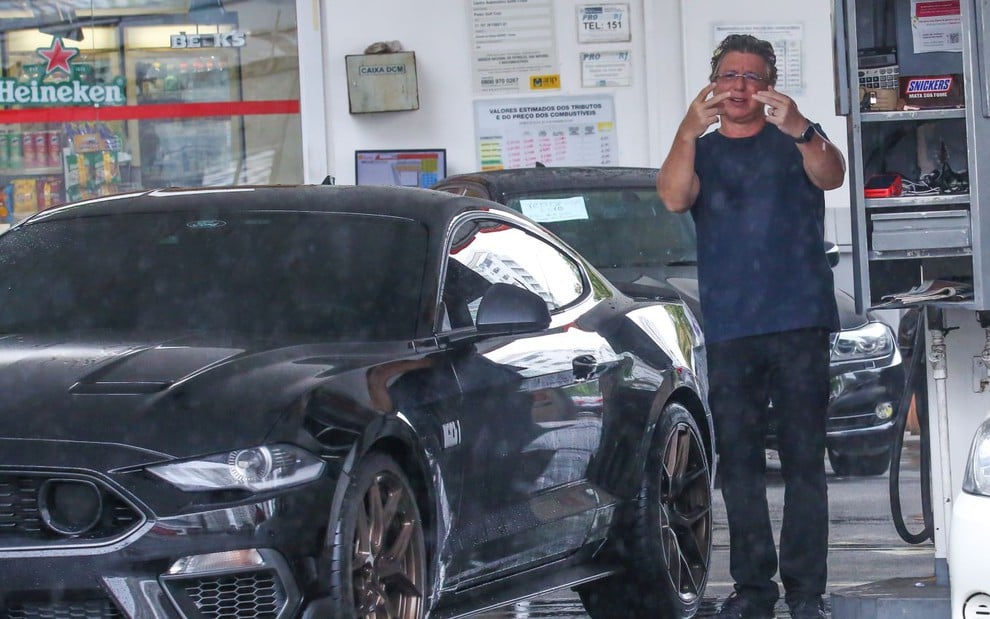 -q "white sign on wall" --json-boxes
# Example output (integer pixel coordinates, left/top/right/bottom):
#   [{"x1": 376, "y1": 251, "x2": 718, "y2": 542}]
[
  {"x1": 713, "y1": 23, "x2": 805, "y2": 95},
  {"x1": 577, "y1": 4, "x2": 630, "y2": 43},
  {"x1": 911, "y1": 0, "x2": 962, "y2": 53},
  {"x1": 580, "y1": 50, "x2": 632, "y2": 87},
  {"x1": 470, "y1": 0, "x2": 560, "y2": 94},
  {"x1": 474, "y1": 95, "x2": 617, "y2": 169}
]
